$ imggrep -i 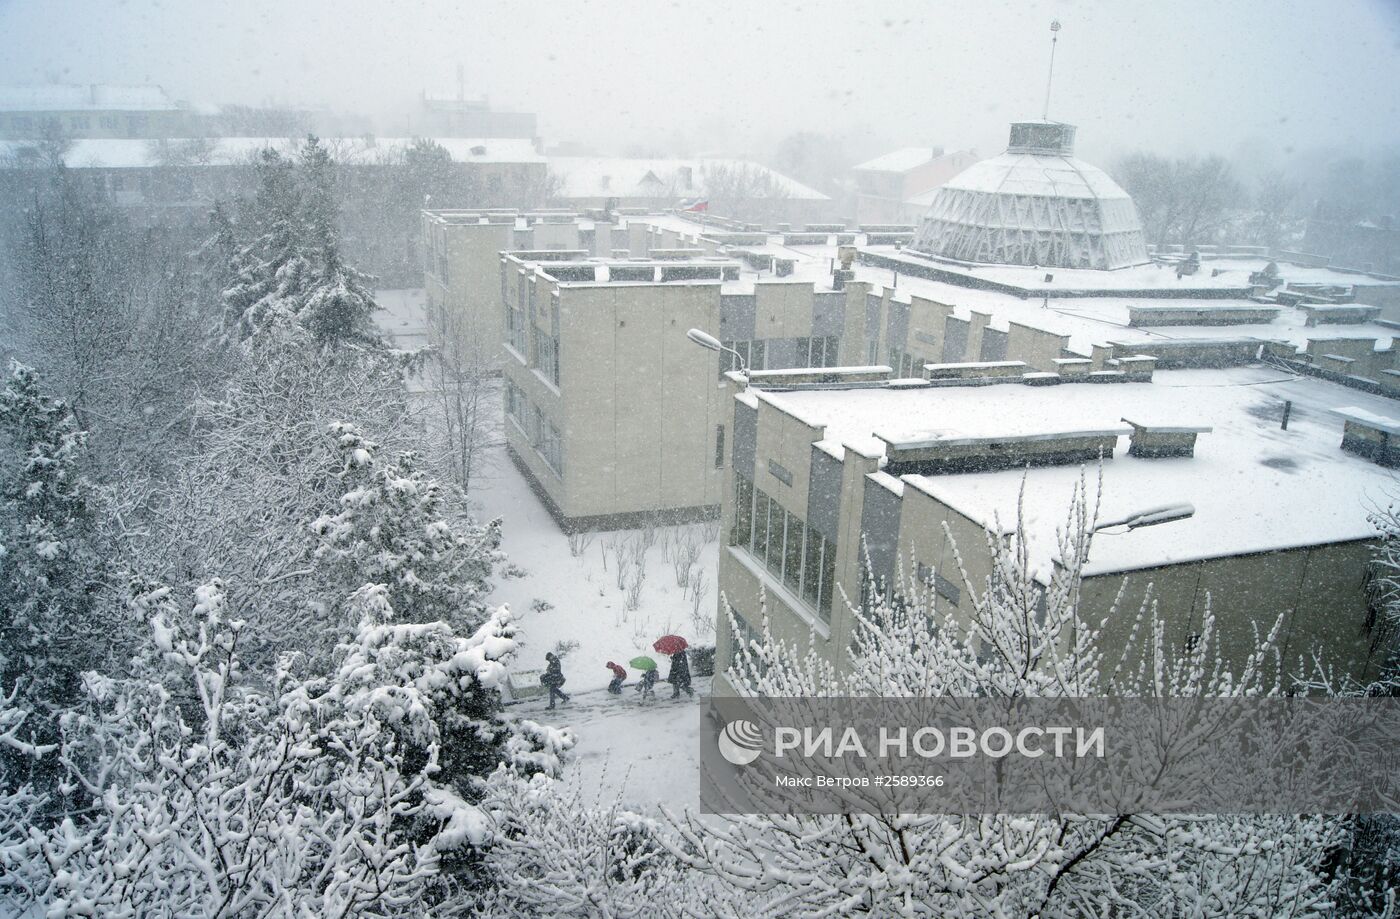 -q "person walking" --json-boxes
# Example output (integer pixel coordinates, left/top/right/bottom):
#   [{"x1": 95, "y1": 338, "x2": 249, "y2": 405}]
[
  {"x1": 636, "y1": 666, "x2": 658, "y2": 702},
  {"x1": 540, "y1": 652, "x2": 569, "y2": 710},
  {"x1": 667, "y1": 649, "x2": 693, "y2": 700},
  {"x1": 605, "y1": 661, "x2": 627, "y2": 695}
]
